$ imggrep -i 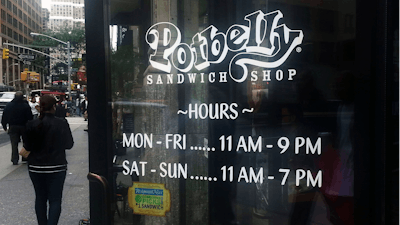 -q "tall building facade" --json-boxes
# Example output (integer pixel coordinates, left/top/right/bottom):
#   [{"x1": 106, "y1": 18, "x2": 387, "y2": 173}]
[
  {"x1": 0, "y1": 0, "x2": 44, "y2": 89},
  {"x1": 41, "y1": 7, "x2": 49, "y2": 32},
  {"x1": 48, "y1": 0, "x2": 84, "y2": 30}
]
